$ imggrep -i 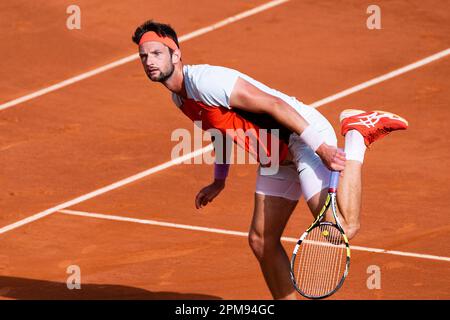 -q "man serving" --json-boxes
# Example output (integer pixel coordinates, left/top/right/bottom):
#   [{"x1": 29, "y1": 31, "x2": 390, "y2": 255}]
[{"x1": 132, "y1": 20, "x2": 408, "y2": 299}]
